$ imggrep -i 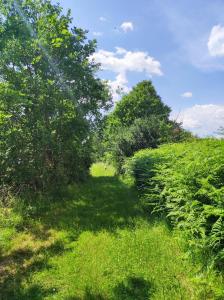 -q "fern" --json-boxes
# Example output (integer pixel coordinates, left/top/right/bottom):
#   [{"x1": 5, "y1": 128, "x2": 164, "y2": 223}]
[{"x1": 125, "y1": 139, "x2": 224, "y2": 266}]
